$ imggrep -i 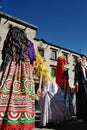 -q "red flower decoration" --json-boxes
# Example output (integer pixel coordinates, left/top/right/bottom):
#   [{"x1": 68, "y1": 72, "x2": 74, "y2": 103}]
[{"x1": 85, "y1": 69, "x2": 87, "y2": 73}]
